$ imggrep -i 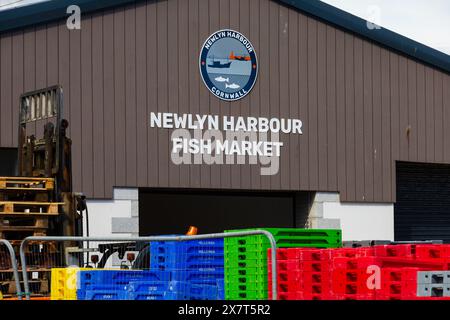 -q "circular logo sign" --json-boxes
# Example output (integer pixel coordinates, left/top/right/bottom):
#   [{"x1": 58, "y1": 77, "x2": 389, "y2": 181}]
[{"x1": 199, "y1": 29, "x2": 258, "y2": 102}]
